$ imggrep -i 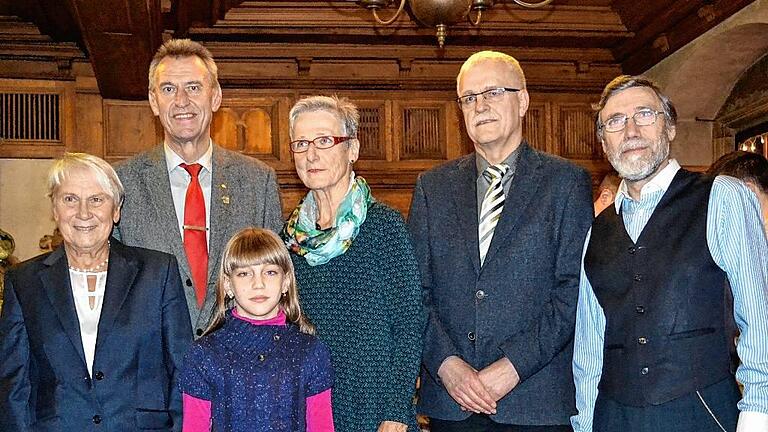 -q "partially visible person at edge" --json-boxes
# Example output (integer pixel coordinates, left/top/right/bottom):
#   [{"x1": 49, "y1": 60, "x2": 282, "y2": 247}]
[
  {"x1": 281, "y1": 95, "x2": 425, "y2": 432},
  {"x1": 179, "y1": 228, "x2": 334, "y2": 432},
  {"x1": 0, "y1": 152, "x2": 191, "y2": 431},
  {"x1": 593, "y1": 172, "x2": 621, "y2": 216},
  {"x1": 115, "y1": 38, "x2": 283, "y2": 338},
  {"x1": 409, "y1": 50, "x2": 593, "y2": 431},
  {"x1": 0, "y1": 228, "x2": 18, "y2": 313},
  {"x1": 708, "y1": 150, "x2": 768, "y2": 238},
  {"x1": 572, "y1": 75, "x2": 768, "y2": 432}
]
